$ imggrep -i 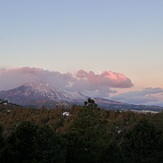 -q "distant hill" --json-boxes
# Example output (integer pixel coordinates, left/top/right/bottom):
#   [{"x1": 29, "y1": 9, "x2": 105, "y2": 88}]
[{"x1": 0, "y1": 81, "x2": 162, "y2": 111}]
